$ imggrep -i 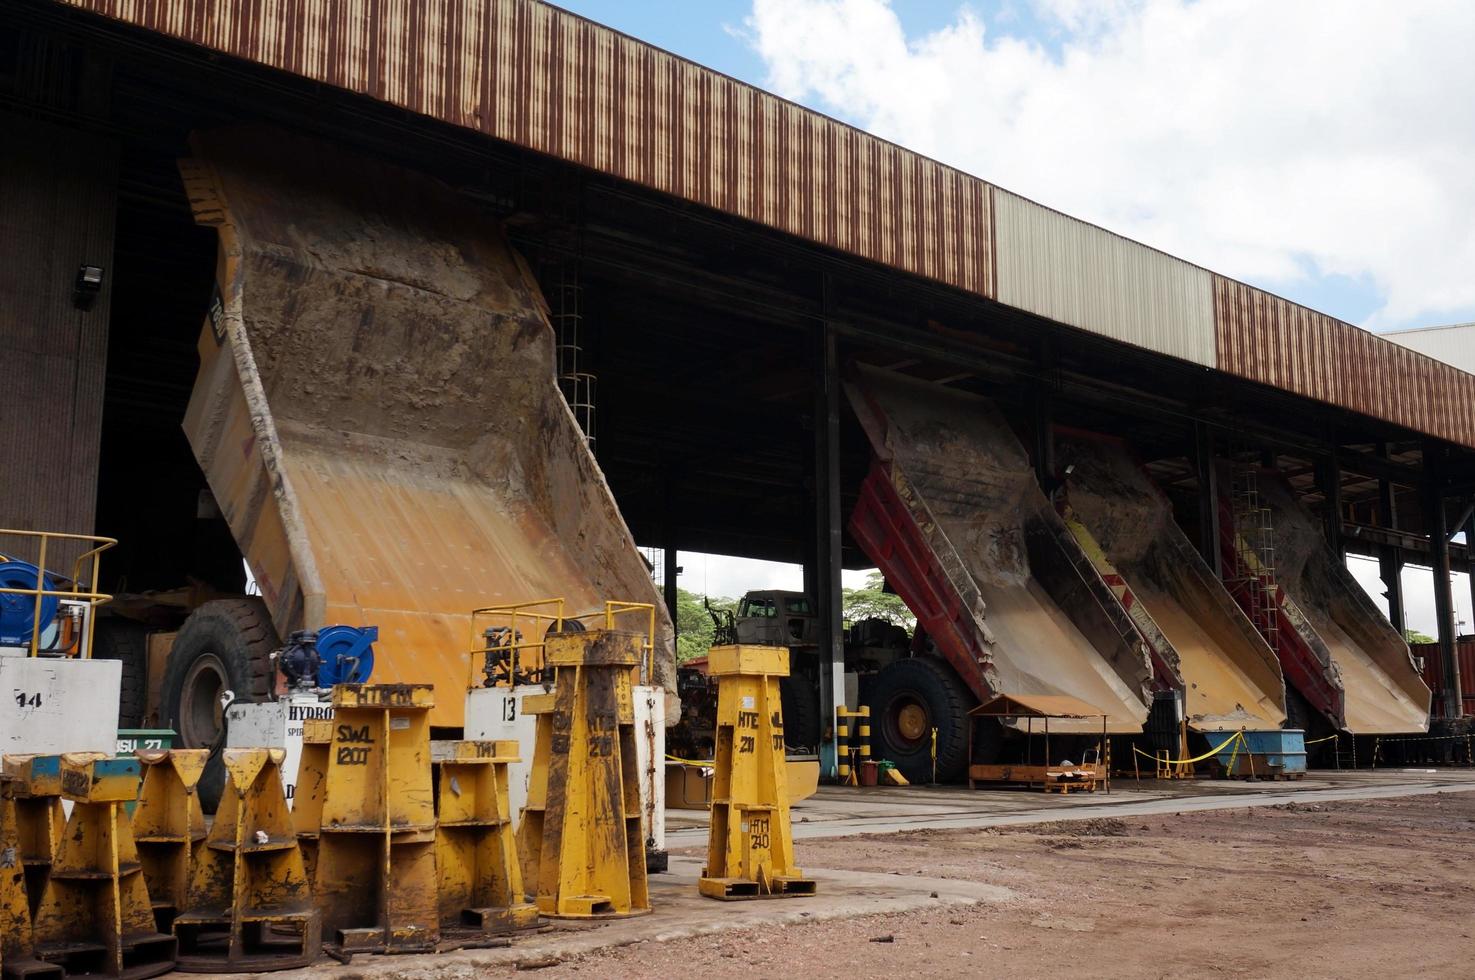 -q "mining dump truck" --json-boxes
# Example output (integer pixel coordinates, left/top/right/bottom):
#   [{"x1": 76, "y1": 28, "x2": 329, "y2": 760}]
[
  {"x1": 123, "y1": 129, "x2": 671, "y2": 802},
  {"x1": 1222, "y1": 466, "x2": 1430, "y2": 734},
  {"x1": 1054, "y1": 432, "x2": 1288, "y2": 733},
  {"x1": 845, "y1": 367, "x2": 1156, "y2": 781}
]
